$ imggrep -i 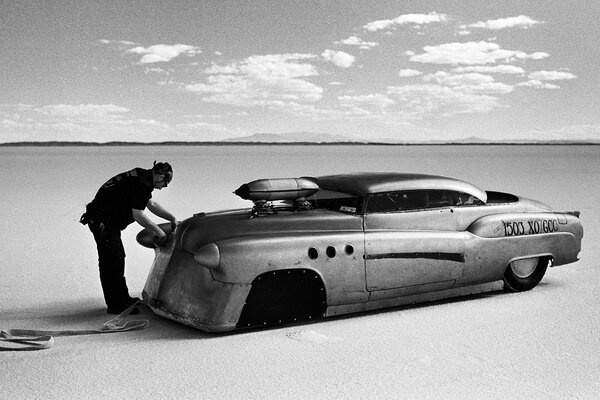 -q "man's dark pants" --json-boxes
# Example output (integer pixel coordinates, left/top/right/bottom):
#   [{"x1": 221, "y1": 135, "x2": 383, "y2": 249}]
[{"x1": 88, "y1": 222, "x2": 132, "y2": 311}]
